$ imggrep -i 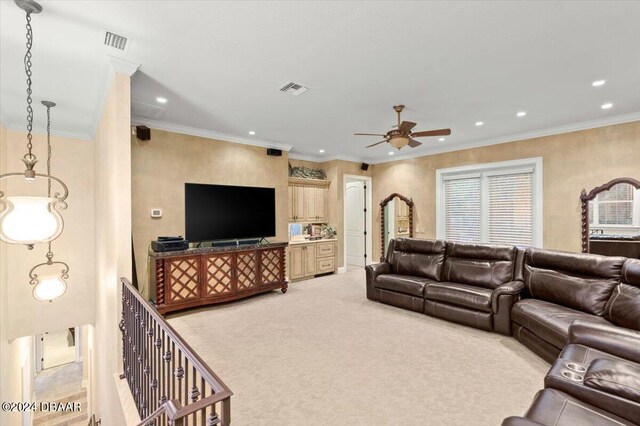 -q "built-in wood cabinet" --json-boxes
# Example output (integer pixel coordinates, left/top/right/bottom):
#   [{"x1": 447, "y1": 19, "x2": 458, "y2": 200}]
[
  {"x1": 150, "y1": 242, "x2": 288, "y2": 314},
  {"x1": 288, "y1": 239, "x2": 336, "y2": 281},
  {"x1": 288, "y1": 178, "x2": 330, "y2": 222}
]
